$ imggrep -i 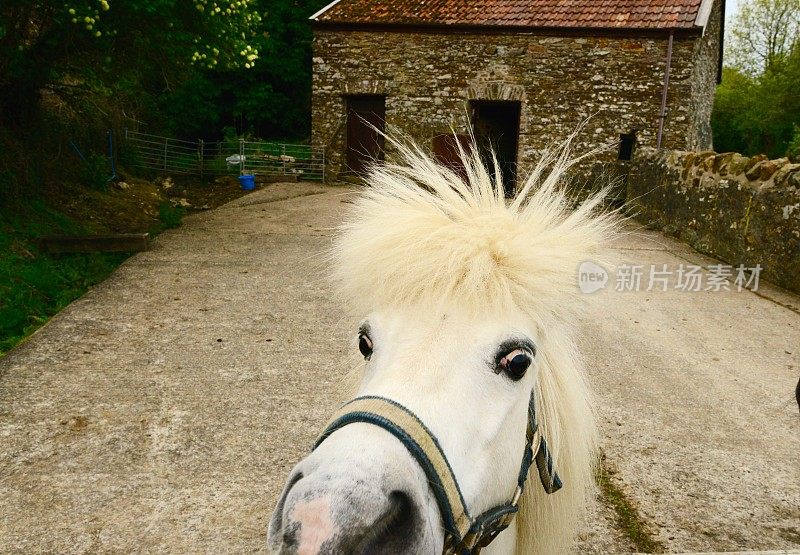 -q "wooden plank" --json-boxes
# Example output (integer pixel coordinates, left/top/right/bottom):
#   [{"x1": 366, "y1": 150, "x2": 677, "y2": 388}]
[{"x1": 39, "y1": 233, "x2": 150, "y2": 254}]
